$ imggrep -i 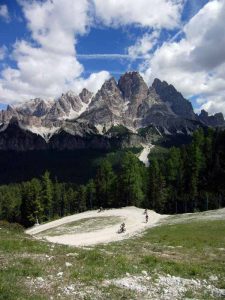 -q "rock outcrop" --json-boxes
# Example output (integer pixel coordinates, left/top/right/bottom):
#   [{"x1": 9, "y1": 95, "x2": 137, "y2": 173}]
[
  {"x1": 152, "y1": 78, "x2": 196, "y2": 120},
  {"x1": 199, "y1": 109, "x2": 225, "y2": 127}
]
